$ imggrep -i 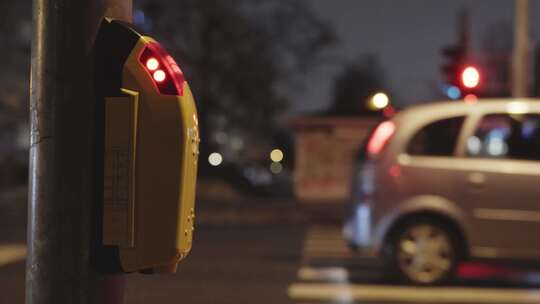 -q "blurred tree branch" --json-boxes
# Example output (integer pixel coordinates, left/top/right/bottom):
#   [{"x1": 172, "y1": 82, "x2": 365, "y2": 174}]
[
  {"x1": 136, "y1": 0, "x2": 336, "y2": 153},
  {"x1": 328, "y1": 55, "x2": 387, "y2": 116},
  {"x1": 0, "y1": 0, "x2": 31, "y2": 115}
]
